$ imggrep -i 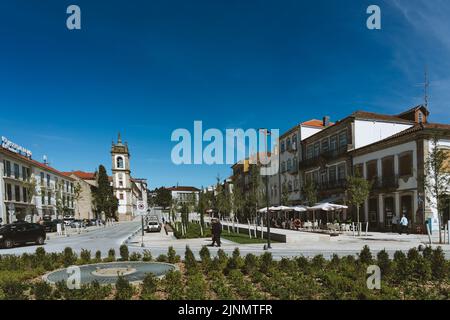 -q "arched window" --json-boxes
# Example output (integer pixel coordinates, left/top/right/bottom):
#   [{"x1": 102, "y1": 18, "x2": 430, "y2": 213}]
[{"x1": 117, "y1": 156, "x2": 124, "y2": 168}]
